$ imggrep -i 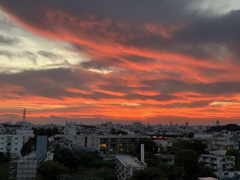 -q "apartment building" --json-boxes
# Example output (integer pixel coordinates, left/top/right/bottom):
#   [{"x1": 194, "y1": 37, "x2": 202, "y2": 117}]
[
  {"x1": 76, "y1": 134, "x2": 146, "y2": 155},
  {"x1": 115, "y1": 155, "x2": 147, "y2": 180},
  {"x1": 0, "y1": 134, "x2": 24, "y2": 157},
  {"x1": 199, "y1": 154, "x2": 235, "y2": 179},
  {"x1": 195, "y1": 134, "x2": 239, "y2": 151}
]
